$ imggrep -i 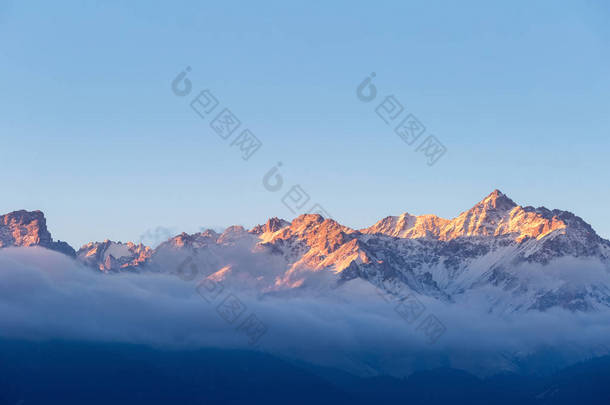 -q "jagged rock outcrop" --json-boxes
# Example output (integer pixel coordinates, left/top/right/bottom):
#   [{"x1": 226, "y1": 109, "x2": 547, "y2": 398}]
[
  {"x1": 250, "y1": 217, "x2": 290, "y2": 235},
  {"x1": 0, "y1": 210, "x2": 75, "y2": 256},
  {"x1": 76, "y1": 240, "x2": 152, "y2": 272}
]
